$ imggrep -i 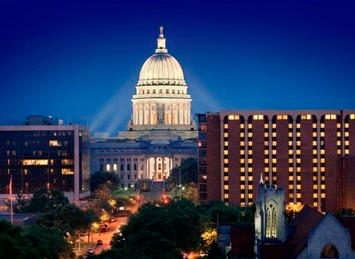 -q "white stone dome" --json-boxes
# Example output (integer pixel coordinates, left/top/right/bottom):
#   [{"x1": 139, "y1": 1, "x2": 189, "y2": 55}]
[{"x1": 137, "y1": 27, "x2": 186, "y2": 86}]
